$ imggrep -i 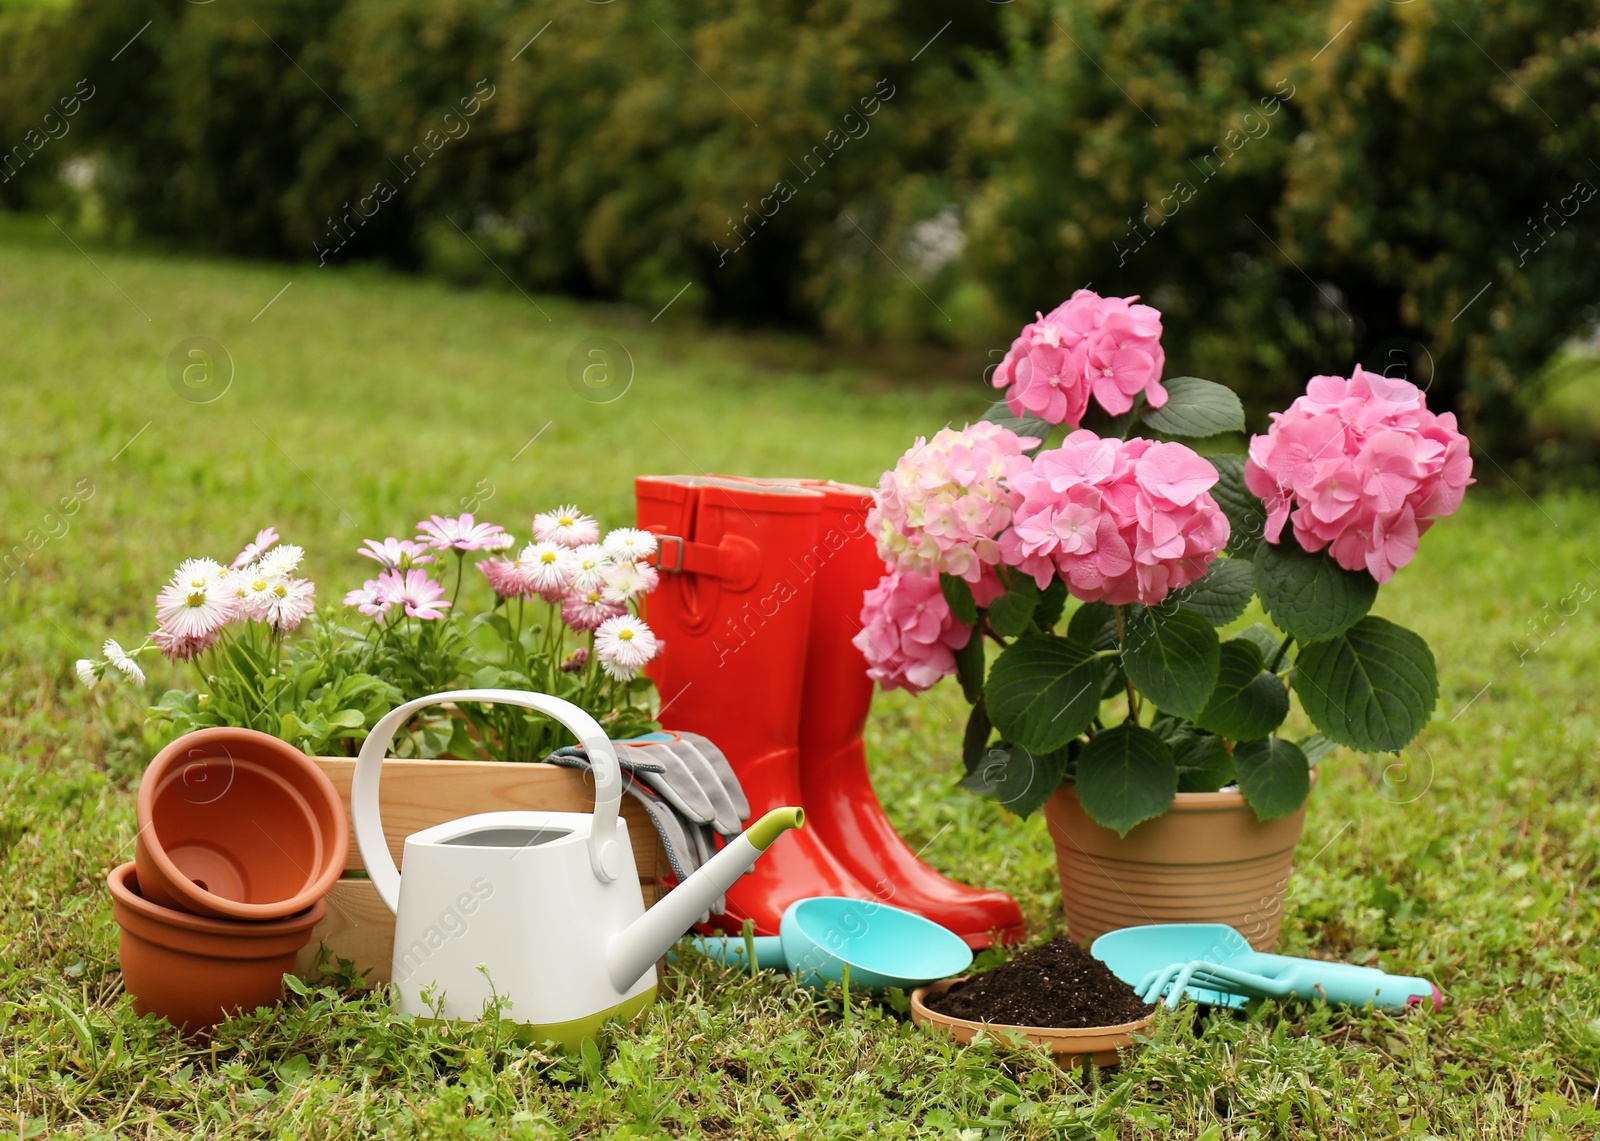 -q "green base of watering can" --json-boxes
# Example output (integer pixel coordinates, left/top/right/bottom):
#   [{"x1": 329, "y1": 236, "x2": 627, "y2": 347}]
[
  {"x1": 1091, "y1": 924, "x2": 1442, "y2": 1012},
  {"x1": 687, "y1": 896, "x2": 973, "y2": 989}
]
